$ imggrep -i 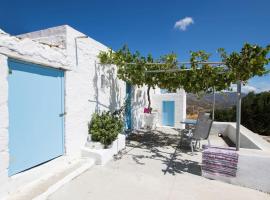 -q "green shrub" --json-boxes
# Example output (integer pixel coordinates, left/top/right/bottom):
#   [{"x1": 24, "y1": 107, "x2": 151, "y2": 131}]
[
  {"x1": 214, "y1": 107, "x2": 236, "y2": 122},
  {"x1": 214, "y1": 91, "x2": 270, "y2": 136},
  {"x1": 88, "y1": 111, "x2": 124, "y2": 148}
]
